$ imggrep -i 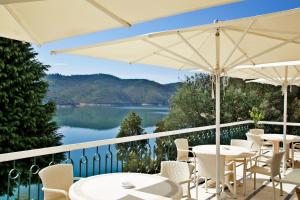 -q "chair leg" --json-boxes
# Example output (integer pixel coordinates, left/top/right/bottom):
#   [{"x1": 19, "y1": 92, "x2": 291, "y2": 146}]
[
  {"x1": 187, "y1": 182, "x2": 191, "y2": 199},
  {"x1": 253, "y1": 172, "x2": 256, "y2": 190},
  {"x1": 279, "y1": 174, "x2": 283, "y2": 196},
  {"x1": 205, "y1": 177, "x2": 208, "y2": 192},
  {"x1": 292, "y1": 144, "x2": 295, "y2": 168},
  {"x1": 272, "y1": 179, "x2": 276, "y2": 200},
  {"x1": 243, "y1": 159, "x2": 247, "y2": 196},
  {"x1": 232, "y1": 163, "x2": 237, "y2": 199}
]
